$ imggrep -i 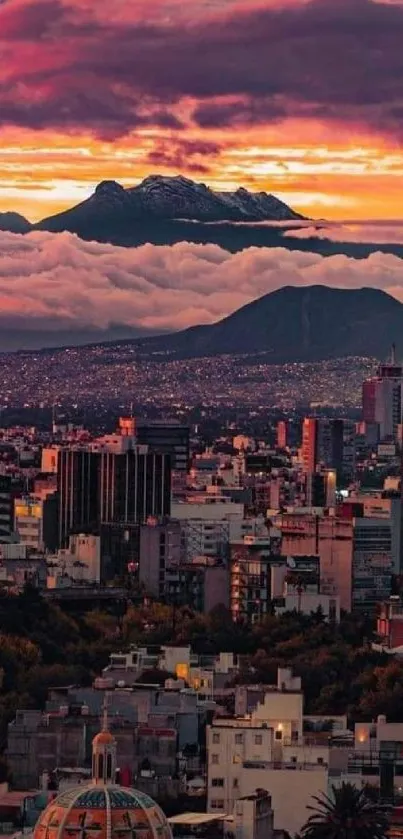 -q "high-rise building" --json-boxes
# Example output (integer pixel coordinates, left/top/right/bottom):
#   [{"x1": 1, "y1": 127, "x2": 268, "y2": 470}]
[
  {"x1": 302, "y1": 418, "x2": 317, "y2": 473},
  {"x1": 0, "y1": 476, "x2": 13, "y2": 544},
  {"x1": 301, "y1": 418, "x2": 355, "y2": 482},
  {"x1": 277, "y1": 512, "x2": 353, "y2": 611},
  {"x1": 58, "y1": 446, "x2": 171, "y2": 547},
  {"x1": 229, "y1": 531, "x2": 283, "y2": 622},
  {"x1": 306, "y1": 470, "x2": 336, "y2": 508},
  {"x1": 135, "y1": 419, "x2": 189, "y2": 473},
  {"x1": 99, "y1": 449, "x2": 171, "y2": 524},
  {"x1": 58, "y1": 449, "x2": 99, "y2": 546},
  {"x1": 276, "y1": 421, "x2": 288, "y2": 450},
  {"x1": 362, "y1": 346, "x2": 403, "y2": 440},
  {"x1": 352, "y1": 518, "x2": 393, "y2": 612},
  {"x1": 276, "y1": 419, "x2": 300, "y2": 450}
]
